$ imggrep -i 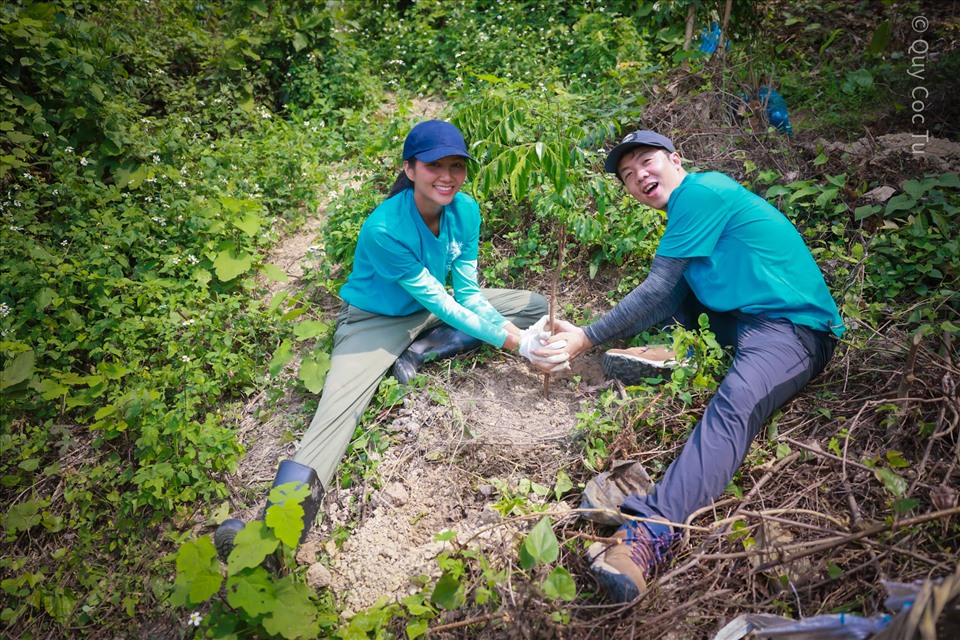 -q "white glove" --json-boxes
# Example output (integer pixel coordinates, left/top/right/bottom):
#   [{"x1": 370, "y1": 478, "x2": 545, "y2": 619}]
[
  {"x1": 532, "y1": 339, "x2": 571, "y2": 372},
  {"x1": 518, "y1": 316, "x2": 571, "y2": 372},
  {"x1": 522, "y1": 315, "x2": 550, "y2": 340},
  {"x1": 518, "y1": 315, "x2": 551, "y2": 356}
]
